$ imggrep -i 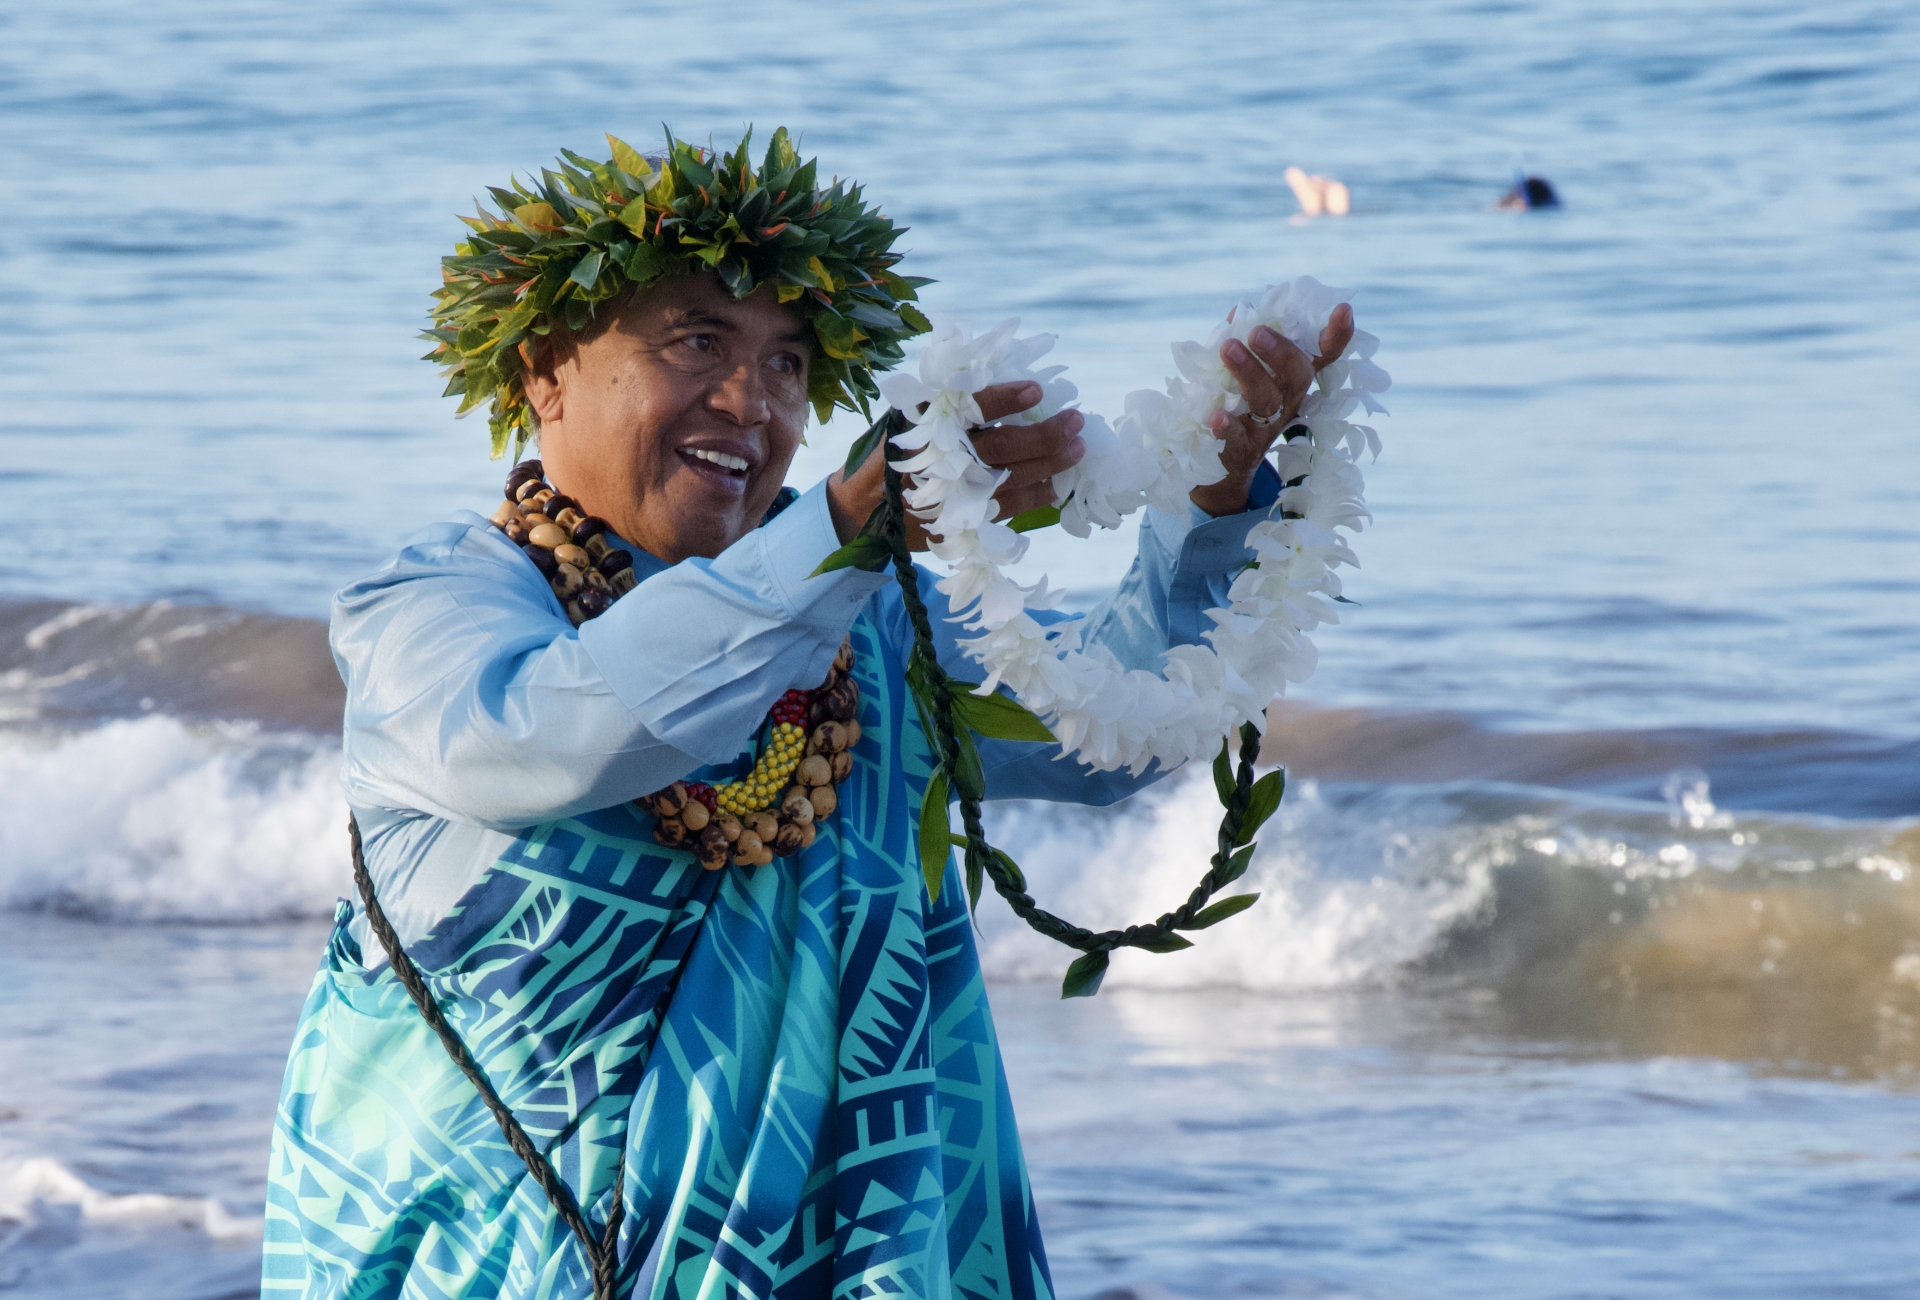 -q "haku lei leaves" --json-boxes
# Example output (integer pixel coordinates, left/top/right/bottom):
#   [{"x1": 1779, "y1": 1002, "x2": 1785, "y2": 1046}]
[{"x1": 424, "y1": 126, "x2": 934, "y2": 460}]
